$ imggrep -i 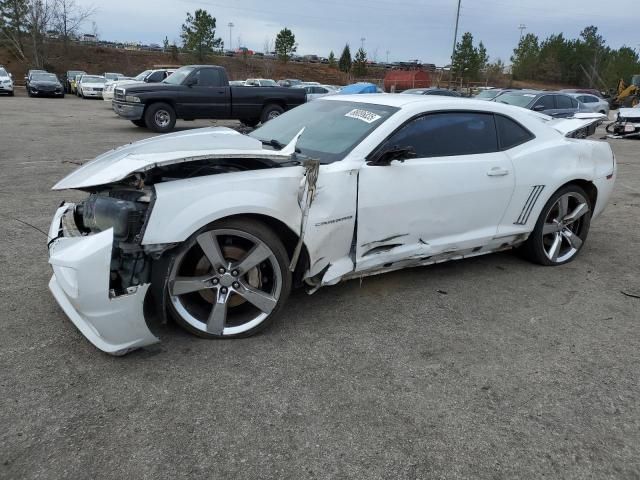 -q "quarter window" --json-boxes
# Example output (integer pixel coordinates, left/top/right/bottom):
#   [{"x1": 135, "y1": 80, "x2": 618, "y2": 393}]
[
  {"x1": 495, "y1": 115, "x2": 534, "y2": 150},
  {"x1": 384, "y1": 112, "x2": 498, "y2": 157}
]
